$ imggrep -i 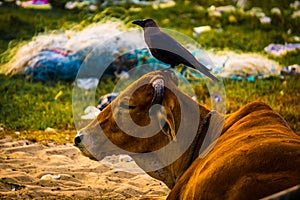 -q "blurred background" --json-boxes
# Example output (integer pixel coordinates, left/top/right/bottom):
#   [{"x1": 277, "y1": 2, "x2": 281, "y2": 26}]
[{"x1": 0, "y1": 0, "x2": 299, "y2": 143}]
